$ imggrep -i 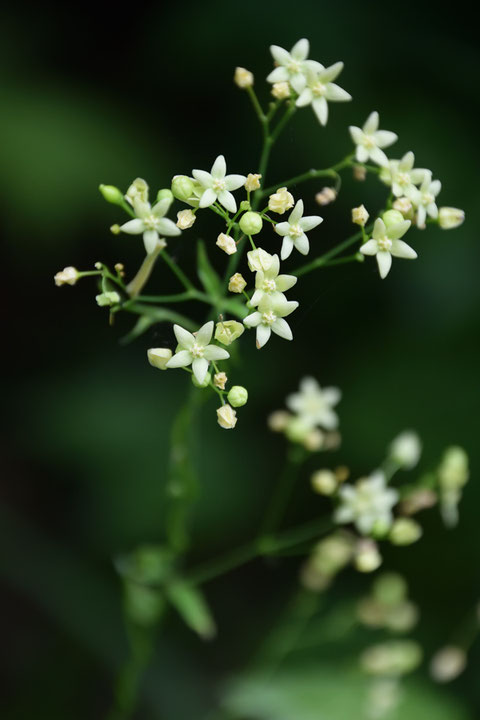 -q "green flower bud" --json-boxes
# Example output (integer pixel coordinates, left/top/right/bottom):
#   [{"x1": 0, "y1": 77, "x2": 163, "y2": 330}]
[
  {"x1": 389, "y1": 518, "x2": 422, "y2": 546},
  {"x1": 361, "y1": 640, "x2": 422, "y2": 676},
  {"x1": 373, "y1": 573, "x2": 407, "y2": 606},
  {"x1": 438, "y1": 207, "x2": 465, "y2": 230},
  {"x1": 239, "y1": 211, "x2": 263, "y2": 236},
  {"x1": 227, "y1": 385, "x2": 248, "y2": 407},
  {"x1": 285, "y1": 416, "x2": 311, "y2": 443},
  {"x1": 239, "y1": 200, "x2": 251, "y2": 212},
  {"x1": 147, "y1": 348, "x2": 172, "y2": 370},
  {"x1": 192, "y1": 370, "x2": 211, "y2": 388},
  {"x1": 99, "y1": 184, "x2": 124, "y2": 206},
  {"x1": 157, "y1": 188, "x2": 174, "y2": 202},
  {"x1": 96, "y1": 291, "x2": 121, "y2": 307},
  {"x1": 171, "y1": 175, "x2": 196, "y2": 202},
  {"x1": 214, "y1": 320, "x2": 245, "y2": 346},
  {"x1": 382, "y1": 209, "x2": 404, "y2": 229}
]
